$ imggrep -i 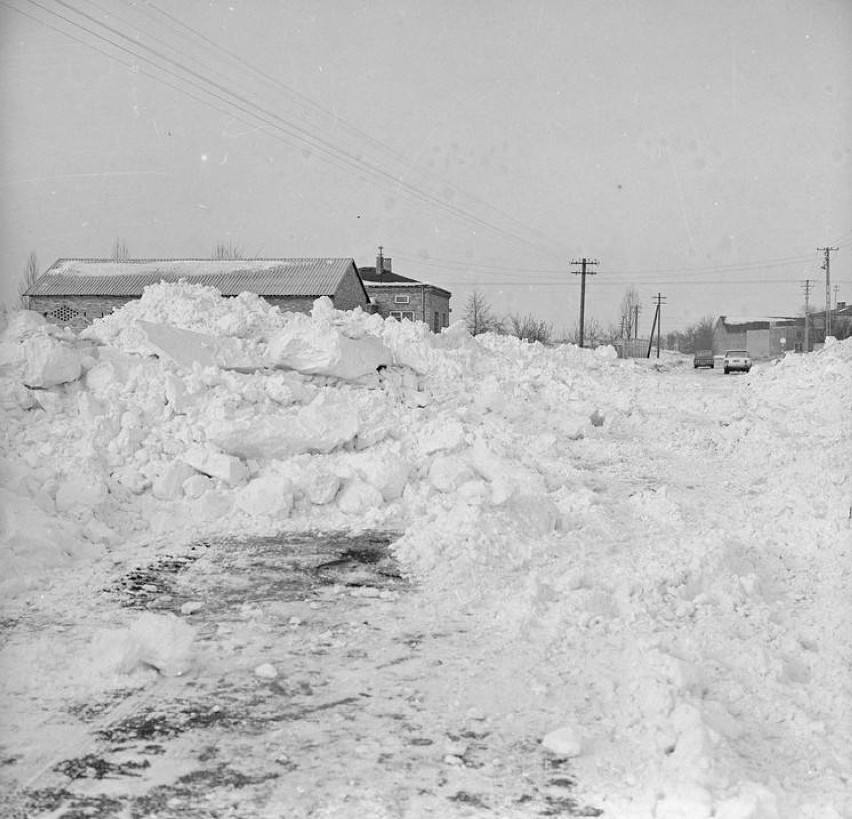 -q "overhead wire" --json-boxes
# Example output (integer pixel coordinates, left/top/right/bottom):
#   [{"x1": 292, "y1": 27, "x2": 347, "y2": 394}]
[
  {"x1": 6, "y1": 0, "x2": 845, "y2": 303},
  {"x1": 18, "y1": 0, "x2": 572, "y2": 259},
  {"x1": 139, "y1": 0, "x2": 572, "y2": 258}
]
